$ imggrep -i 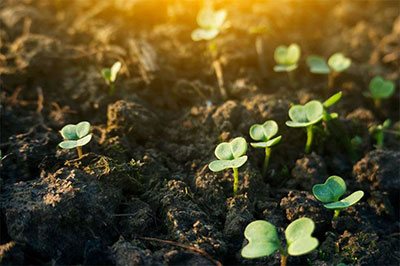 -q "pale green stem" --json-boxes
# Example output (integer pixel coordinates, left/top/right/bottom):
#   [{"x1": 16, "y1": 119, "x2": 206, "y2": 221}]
[
  {"x1": 109, "y1": 83, "x2": 116, "y2": 95},
  {"x1": 376, "y1": 130, "x2": 384, "y2": 149},
  {"x1": 233, "y1": 167, "x2": 239, "y2": 195},
  {"x1": 333, "y1": 209, "x2": 341, "y2": 220},
  {"x1": 305, "y1": 125, "x2": 314, "y2": 154},
  {"x1": 262, "y1": 147, "x2": 271, "y2": 177},
  {"x1": 76, "y1": 146, "x2": 83, "y2": 158}
]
